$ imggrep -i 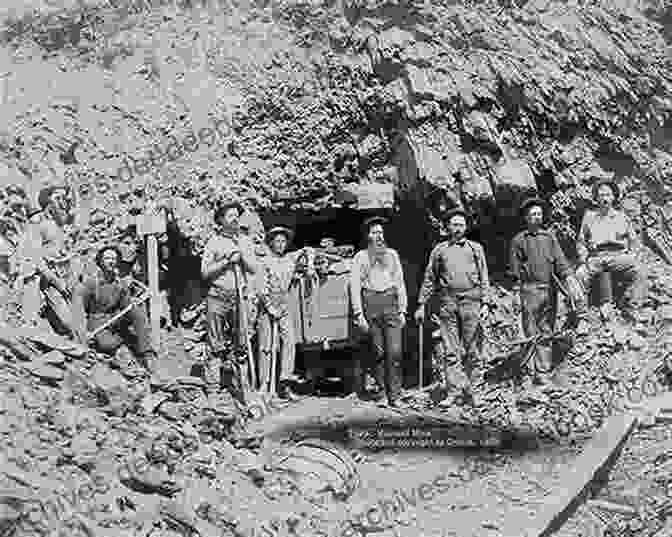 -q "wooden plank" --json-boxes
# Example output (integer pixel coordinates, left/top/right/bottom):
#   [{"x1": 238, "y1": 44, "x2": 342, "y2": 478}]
[
  {"x1": 522, "y1": 413, "x2": 638, "y2": 537},
  {"x1": 147, "y1": 235, "x2": 161, "y2": 351}
]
